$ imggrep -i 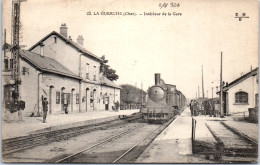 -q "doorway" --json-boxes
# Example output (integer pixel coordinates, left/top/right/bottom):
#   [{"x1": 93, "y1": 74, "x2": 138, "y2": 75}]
[
  {"x1": 105, "y1": 96, "x2": 109, "y2": 111},
  {"x1": 71, "y1": 88, "x2": 75, "y2": 113},
  {"x1": 86, "y1": 88, "x2": 89, "y2": 111},
  {"x1": 93, "y1": 89, "x2": 96, "y2": 111},
  {"x1": 49, "y1": 85, "x2": 54, "y2": 114}
]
